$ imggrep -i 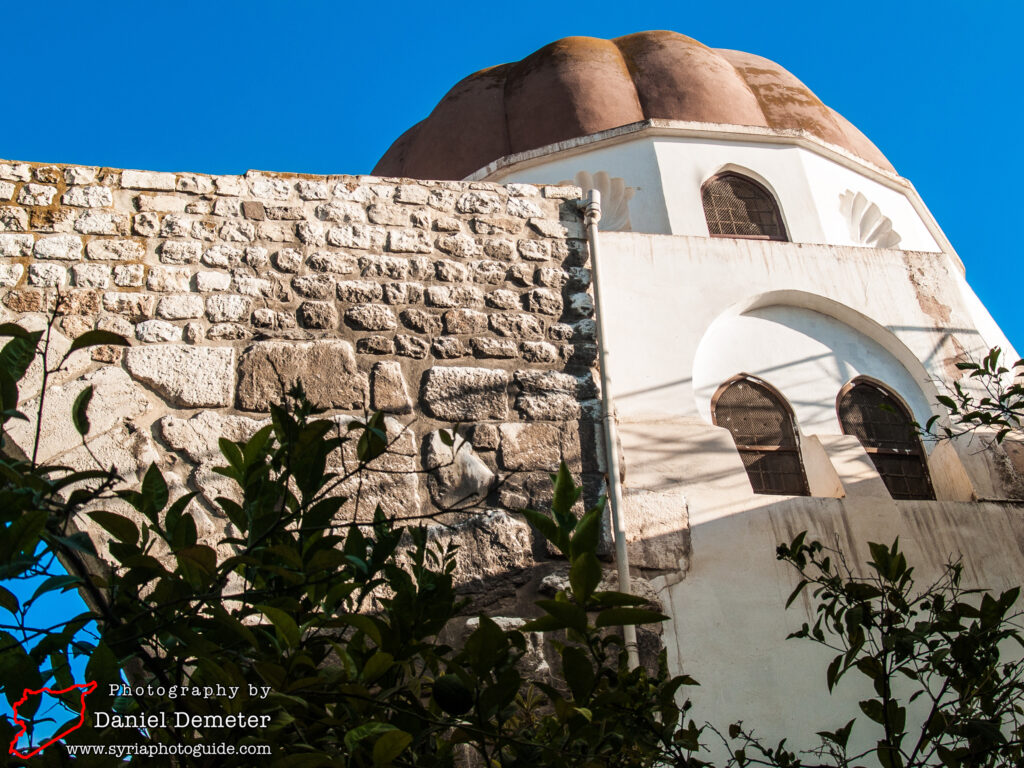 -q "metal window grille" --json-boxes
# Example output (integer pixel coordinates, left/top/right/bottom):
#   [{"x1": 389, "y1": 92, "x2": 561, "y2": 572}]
[
  {"x1": 713, "y1": 378, "x2": 809, "y2": 496},
  {"x1": 837, "y1": 381, "x2": 935, "y2": 500},
  {"x1": 702, "y1": 173, "x2": 788, "y2": 241}
]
